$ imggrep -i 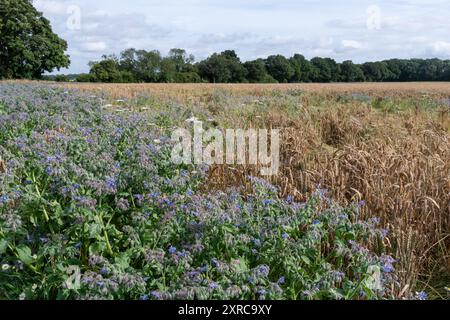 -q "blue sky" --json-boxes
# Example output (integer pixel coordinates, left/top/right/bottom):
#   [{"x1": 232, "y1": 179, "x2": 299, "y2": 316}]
[{"x1": 34, "y1": 0, "x2": 450, "y2": 74}]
